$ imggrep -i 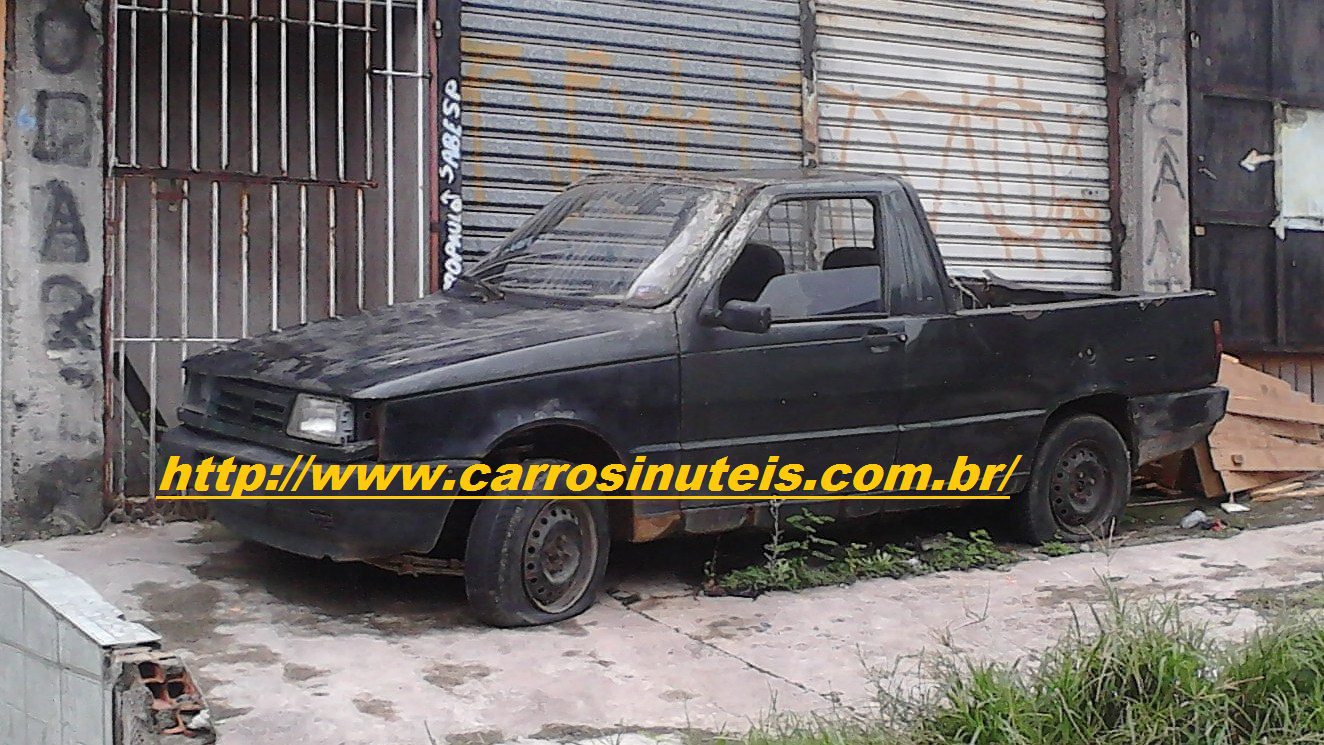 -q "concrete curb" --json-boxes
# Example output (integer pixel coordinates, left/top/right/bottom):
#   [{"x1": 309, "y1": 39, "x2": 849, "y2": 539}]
[{"x1": 0, "y1": 546, "x2": 211, "y2": 744}]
